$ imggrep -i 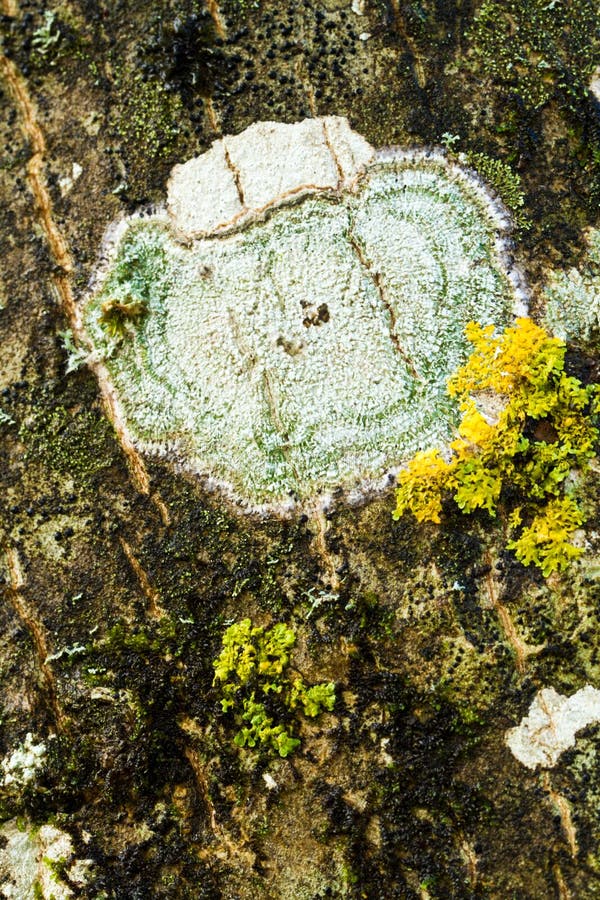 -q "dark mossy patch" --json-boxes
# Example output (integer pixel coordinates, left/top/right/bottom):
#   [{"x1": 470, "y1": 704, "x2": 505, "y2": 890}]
[
  {"x1": 19, "y1": 399, "x2": 118, "y2": 482},
  {"x1": 109, "y1": 70, "x2": 198, "y2": 203}
]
